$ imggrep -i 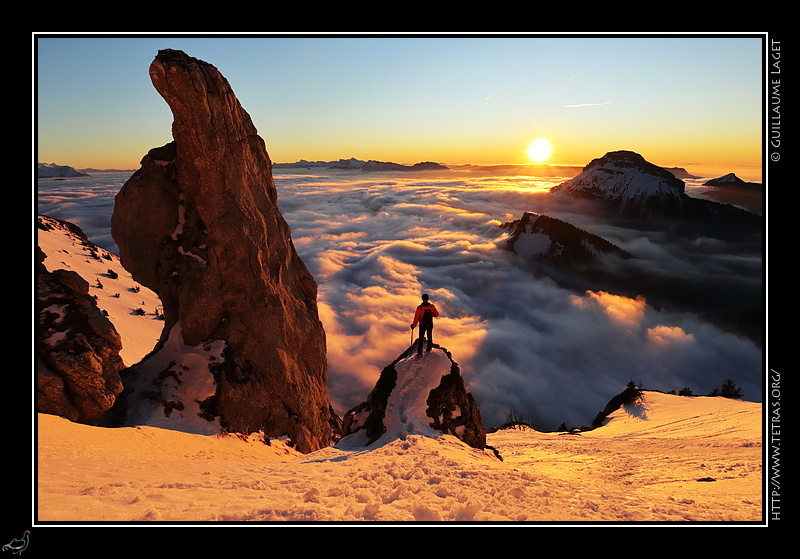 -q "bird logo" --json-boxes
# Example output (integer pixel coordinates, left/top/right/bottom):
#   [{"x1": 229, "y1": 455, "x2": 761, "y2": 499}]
[{"x1": 2, "y1": 531, "x2": 29, "y2": 555}]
